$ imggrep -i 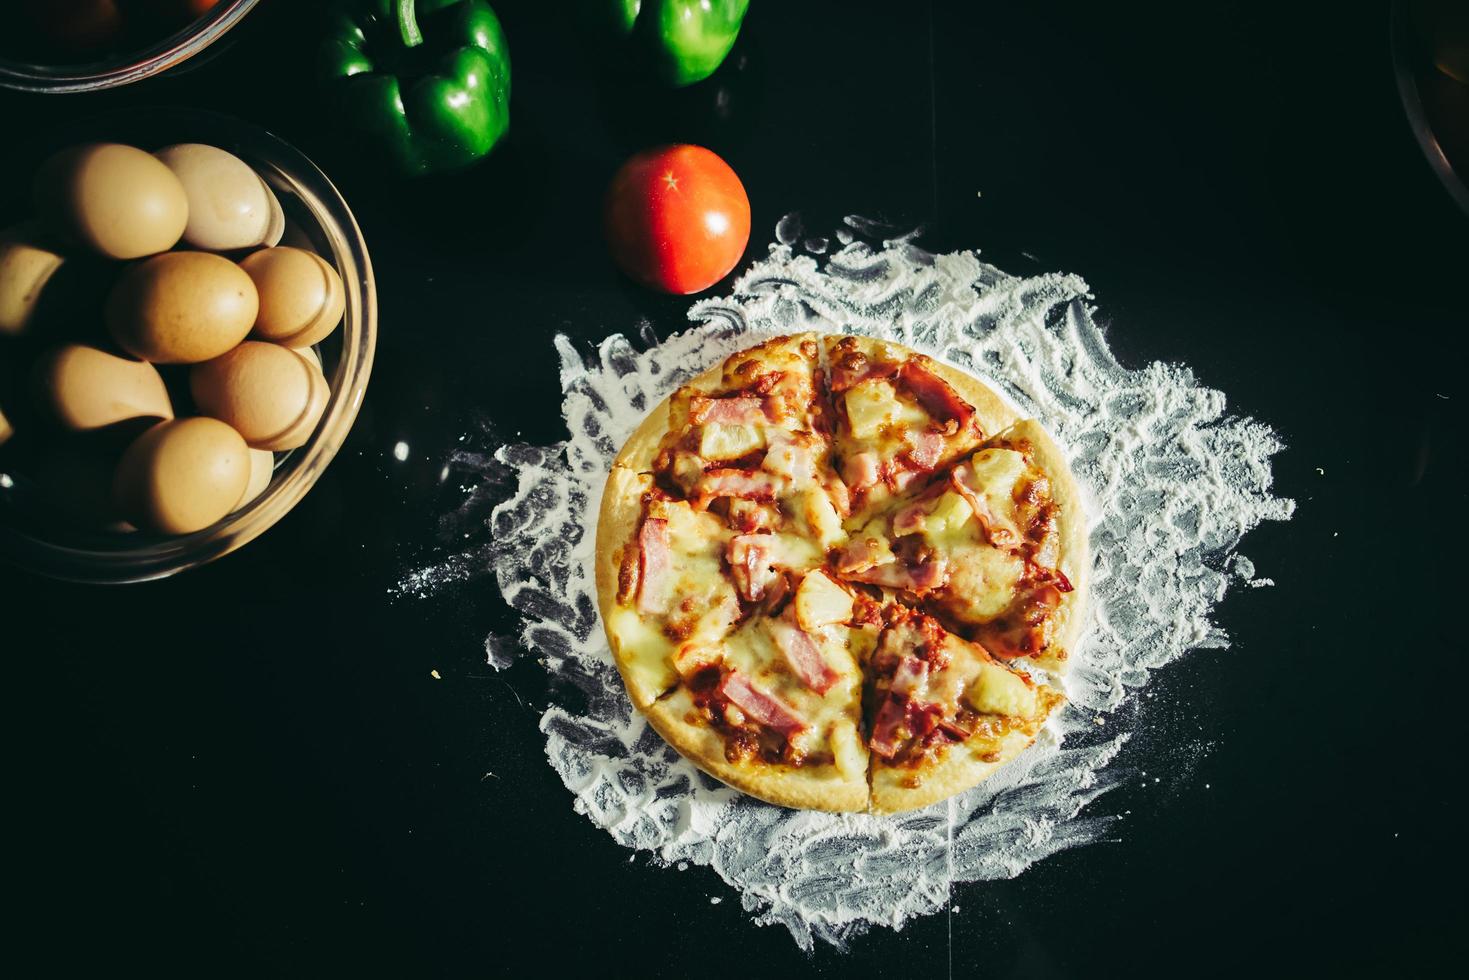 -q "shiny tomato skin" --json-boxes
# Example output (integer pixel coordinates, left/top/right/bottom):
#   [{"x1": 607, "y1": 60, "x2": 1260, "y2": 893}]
[{"x1": 604, "y1": 144, "x2": 752, "y2": 295}]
